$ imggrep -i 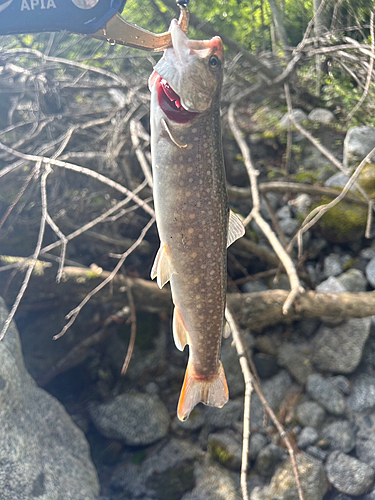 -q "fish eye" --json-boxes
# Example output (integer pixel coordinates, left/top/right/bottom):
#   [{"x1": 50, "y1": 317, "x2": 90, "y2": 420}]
[{"x1": 208, "y1": 55, "x2": 221, "y2": 71}]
